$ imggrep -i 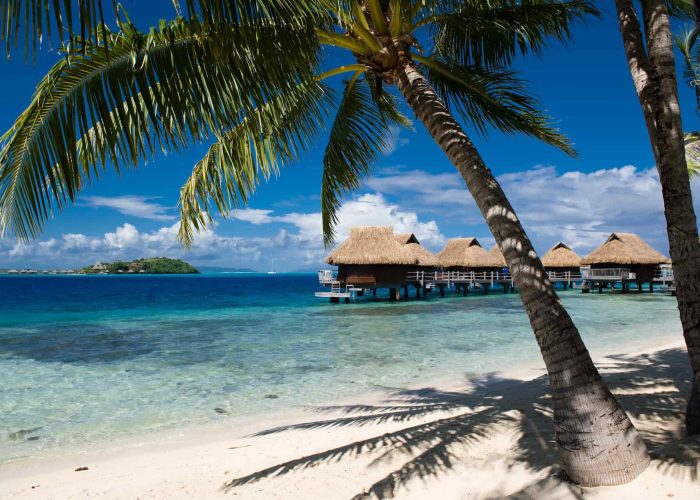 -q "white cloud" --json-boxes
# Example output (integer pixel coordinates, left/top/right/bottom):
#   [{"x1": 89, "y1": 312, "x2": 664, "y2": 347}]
[
  {"x1": 0, "y1": 220, "x2": 273, "y2": 269},
  {"x1": 229, "y1": 193, "x2": 445, "y2": 251},
  {"x1": 498, "y1": 165, "x2": 676, "y2": 253},
  {"x1": 5, "y1": 165, "x2": 694, "y2": 270},
  {"x1": 104, "y1": 223, "x2": 142, "y2": 249},
  {"x1": 83, "y1": 195, "x2": 175, "y2": 221},
  {"x1": 365, "y1": 164, "x2": 700, "y2": 255},
  {"x1": 366, "y1": 167, "x2": 475, "y2": 212},
  {"x1": 0, "y1": 194, "x2": 445, "y2": 270},
  {"x1": 333, "y1": 193, "x2": 444, "y2": 247},
  {"x1": 231, "y1": 208, "x2": 274, "y2": 224},
  {"x1": 381, "y1": 125, "x2": 411, "y2": 156}
]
